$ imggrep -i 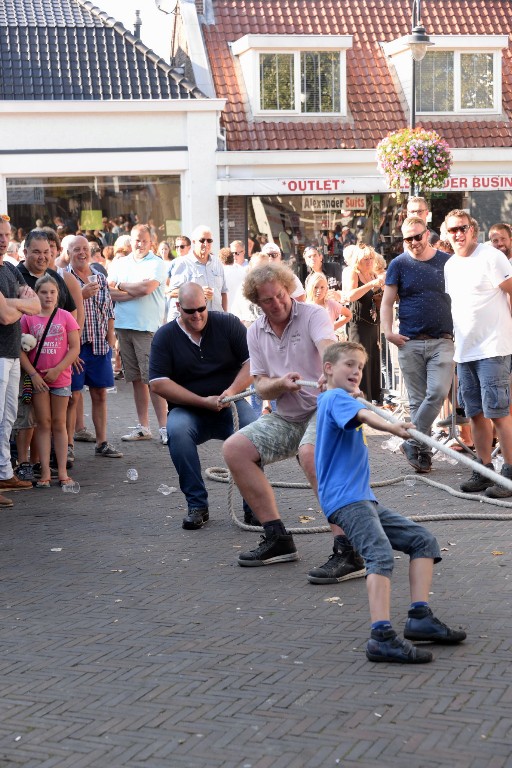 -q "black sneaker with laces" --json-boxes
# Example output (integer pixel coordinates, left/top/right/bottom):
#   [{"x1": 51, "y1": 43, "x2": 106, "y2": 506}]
[
  {"x1": 307, "y1": 540, "x2": 365, "y2": 584},
  {"x1": 14, "y1": 462, "x2": 35, "y2": 482},
  {"x1": 459, "y1": 460, "x2": 494, "y2": 493},
  {"x1": 238, "y1": 532, "x2": 298, "y2": 567},
  {"x1": 182, "y1": 508, "x2": 209, "y2": 530},
  {"x1": 366, "y1": 628, "x2": 433, "y2": 663},
  {"x1": 404, "y1": 606, "x2": 466, "y2": 644}
]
